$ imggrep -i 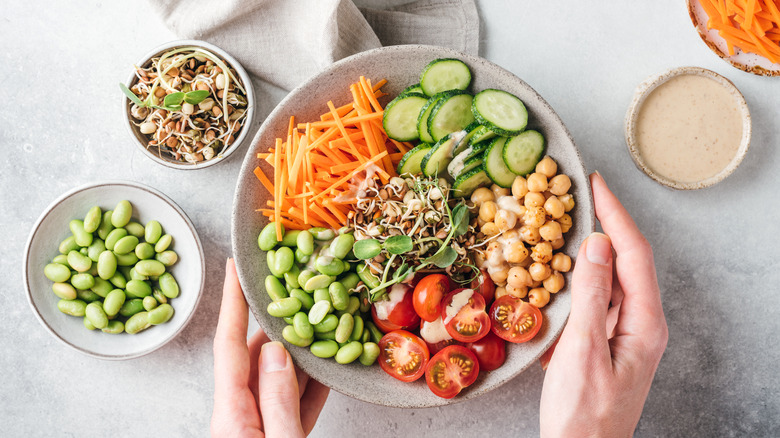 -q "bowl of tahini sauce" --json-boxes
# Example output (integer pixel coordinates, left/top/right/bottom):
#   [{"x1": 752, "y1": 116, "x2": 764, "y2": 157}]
[{"x1": 625, "y1": 67, "x2": 751, "y2": 190}]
